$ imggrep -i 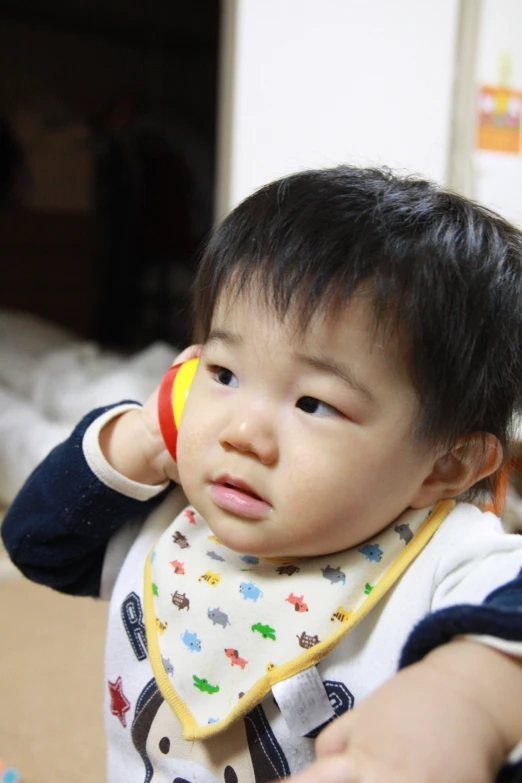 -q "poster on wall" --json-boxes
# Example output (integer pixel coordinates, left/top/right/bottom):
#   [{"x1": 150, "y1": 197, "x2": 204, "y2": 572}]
[{"x1": 477, "y1": 85, "x2": 522, "y2": 153}]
